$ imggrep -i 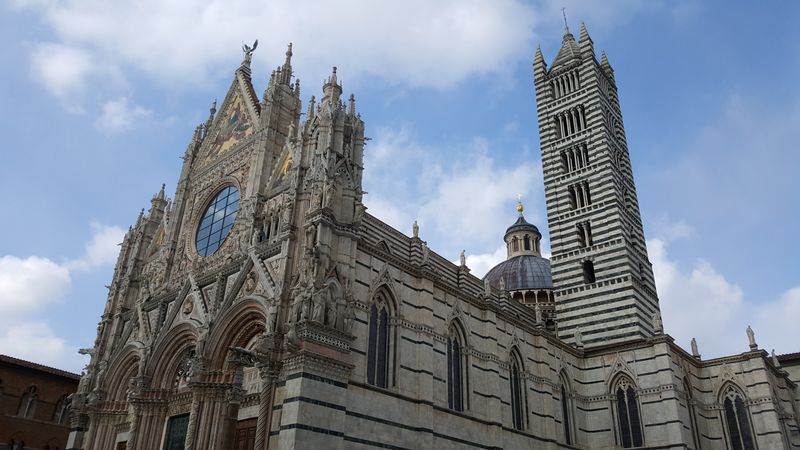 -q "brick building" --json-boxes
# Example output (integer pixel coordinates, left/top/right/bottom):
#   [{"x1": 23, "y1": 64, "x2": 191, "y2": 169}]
[{"x1": 1, "y1": 354, "x2": 79, "y2": 450}]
